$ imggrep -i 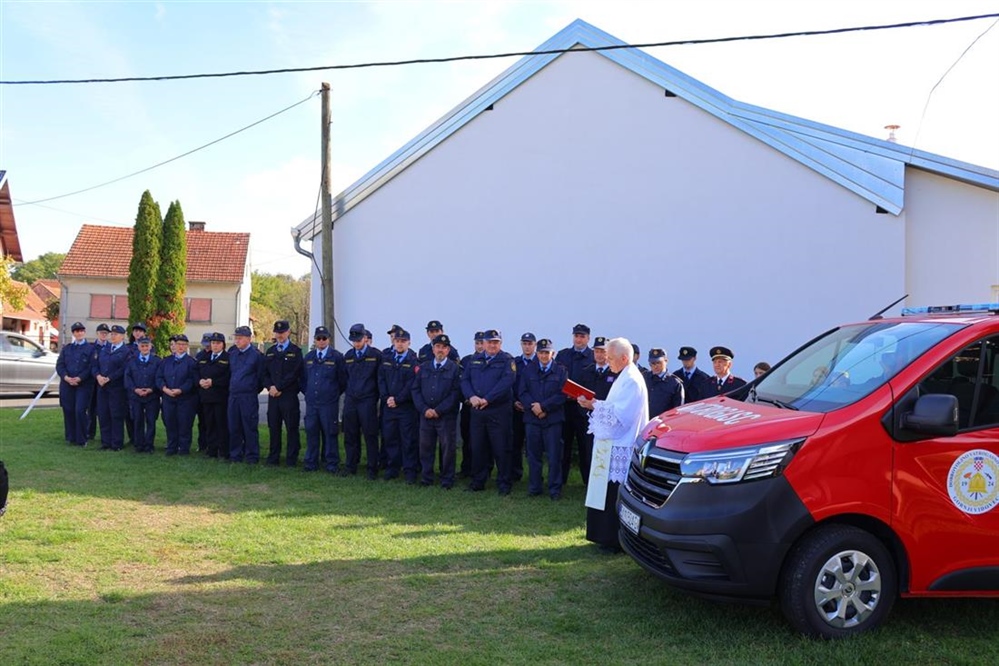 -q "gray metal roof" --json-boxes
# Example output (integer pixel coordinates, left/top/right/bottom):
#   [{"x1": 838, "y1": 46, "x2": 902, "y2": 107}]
[{"x1": 295, "y1": 19, "x2": 999, "y2": 239}]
